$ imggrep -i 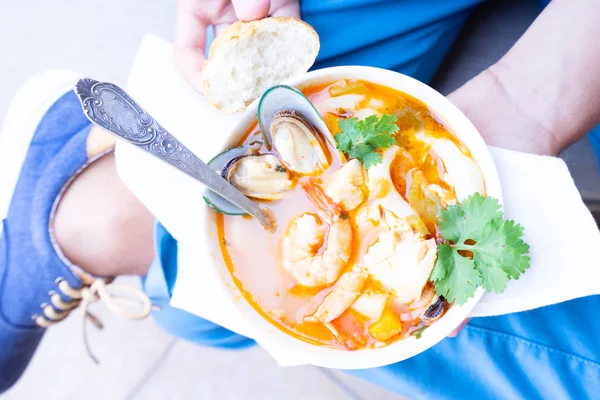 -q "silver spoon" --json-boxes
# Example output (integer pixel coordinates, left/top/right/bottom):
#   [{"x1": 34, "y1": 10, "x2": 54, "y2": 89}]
[{"x1": 74, "y1": 78, "x2": 275, "y2": 231}]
